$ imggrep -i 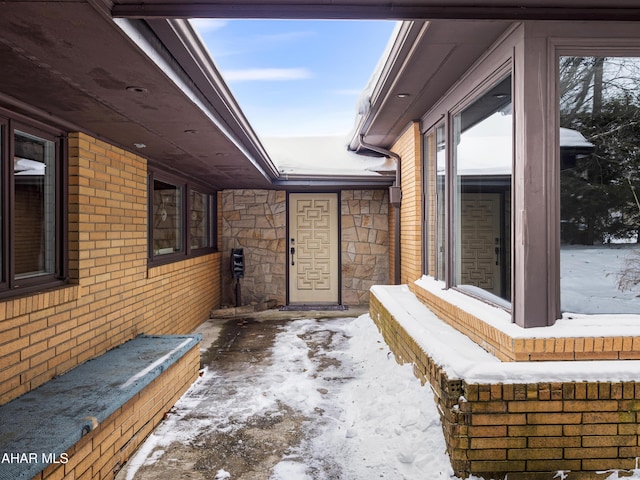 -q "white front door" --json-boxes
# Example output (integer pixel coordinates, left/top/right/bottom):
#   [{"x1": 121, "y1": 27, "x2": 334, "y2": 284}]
[{"x1": 288, "y1": 193, "x2": 339, "y2": 304}]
